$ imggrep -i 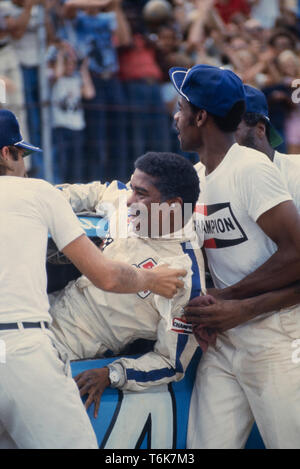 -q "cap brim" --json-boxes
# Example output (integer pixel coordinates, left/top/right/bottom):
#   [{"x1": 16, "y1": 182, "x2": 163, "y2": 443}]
[
  {"x1": 266, "y1": 122, "x2": 284, "y2": 148},
  {"x1": 169, "y1": 67, "x2": 190, "y2": 101},
  {"x1": 15, "y1": 140, "x2": 42, "y2": 156}
]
